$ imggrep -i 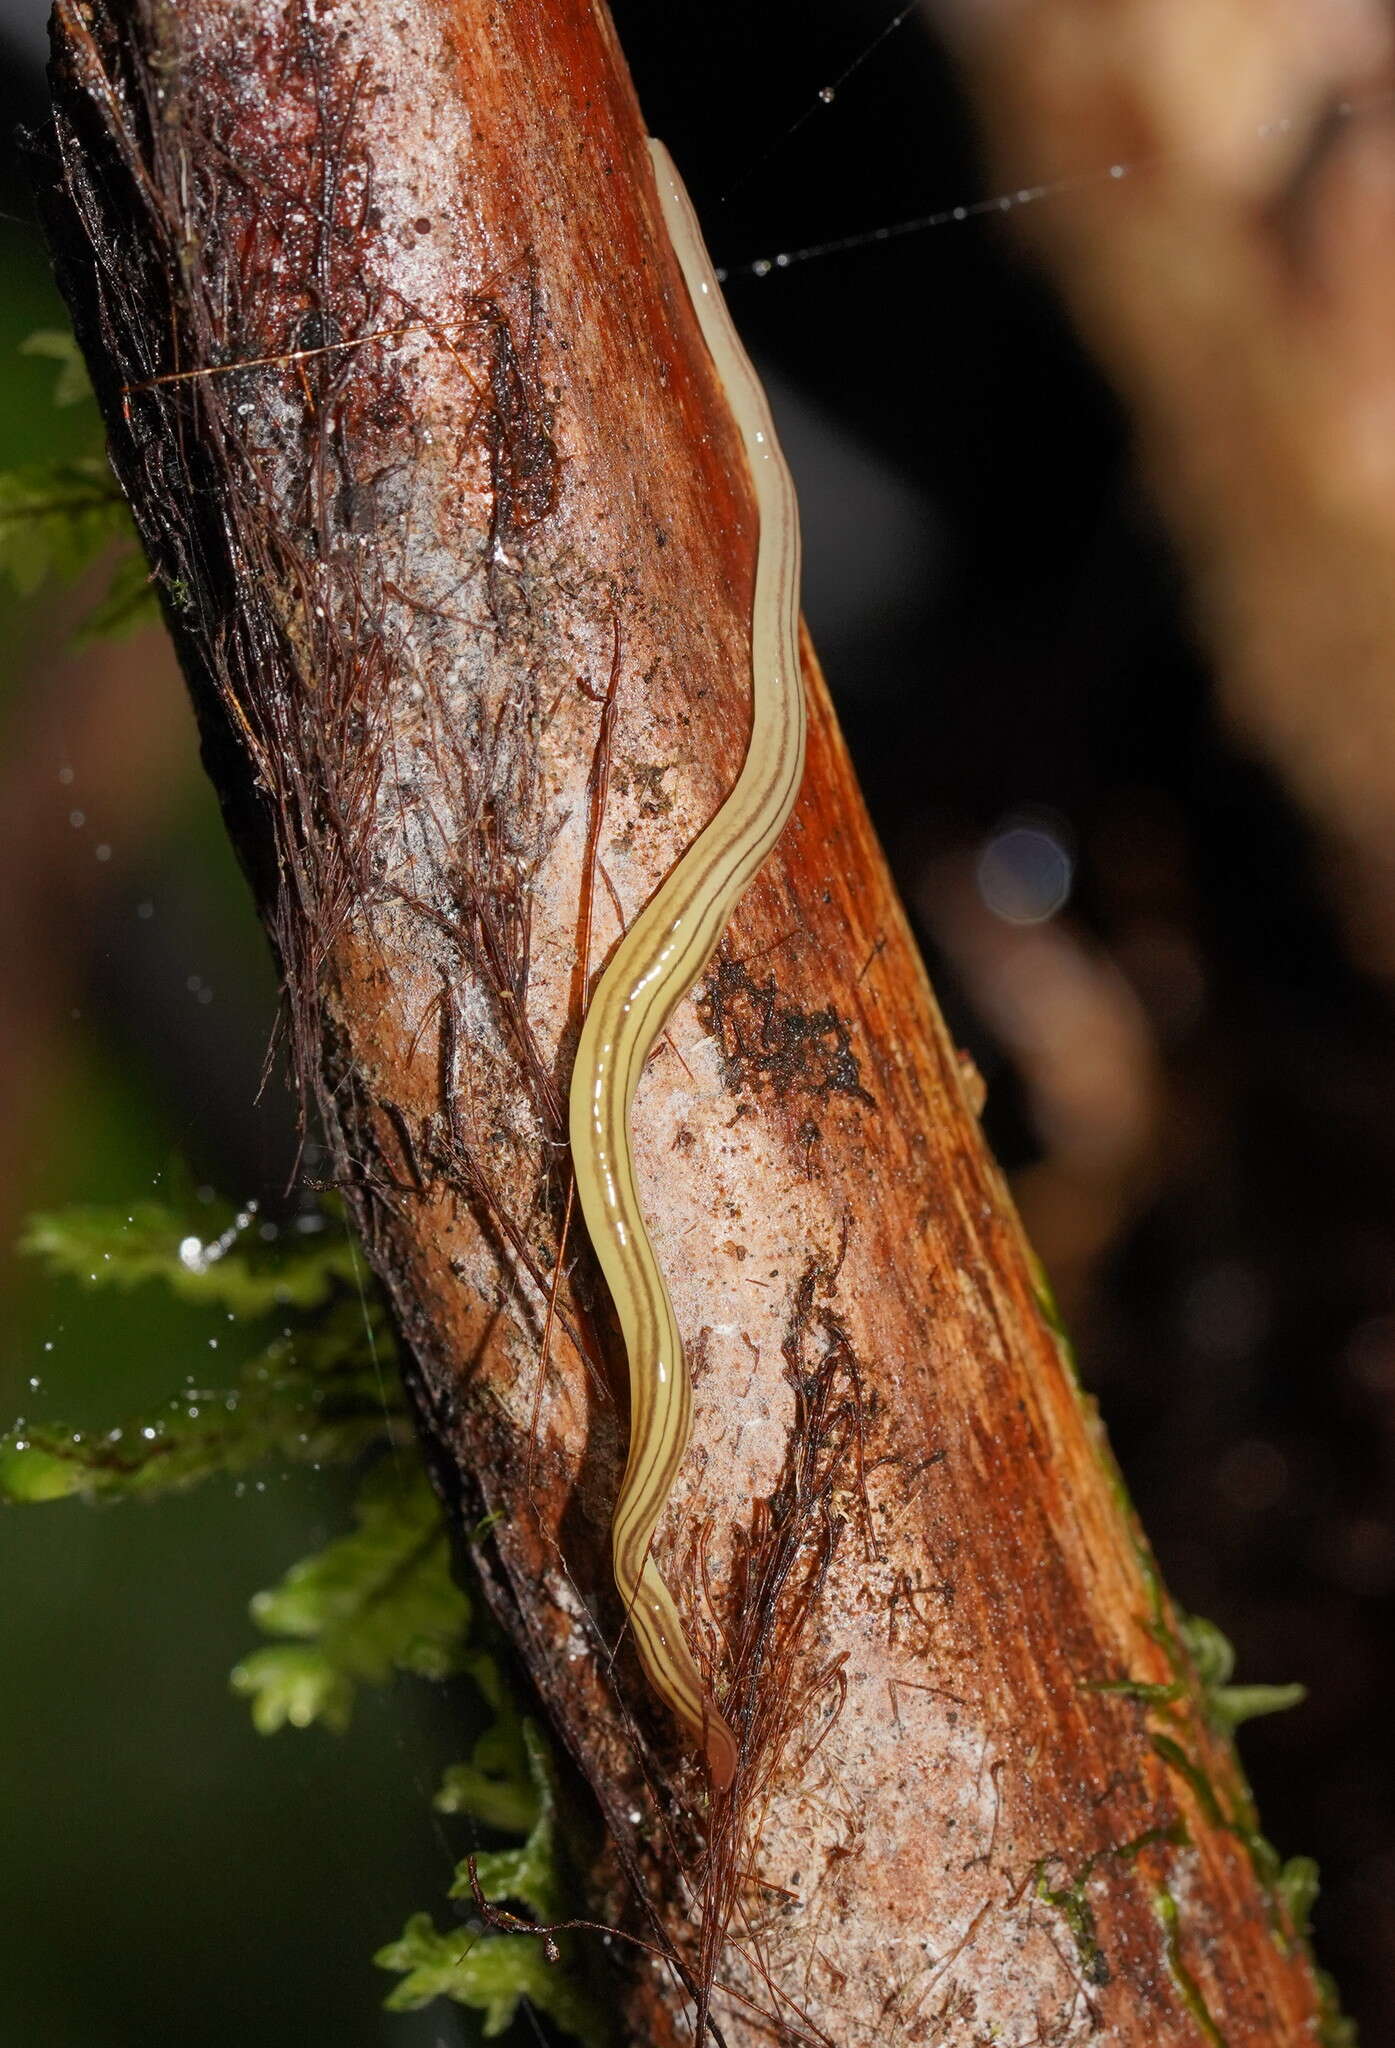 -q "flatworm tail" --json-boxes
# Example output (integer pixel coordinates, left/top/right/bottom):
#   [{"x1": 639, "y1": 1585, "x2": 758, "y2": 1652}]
[{"x1": 566, "y1": 140, "x2": 805, "y2": 1792}]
